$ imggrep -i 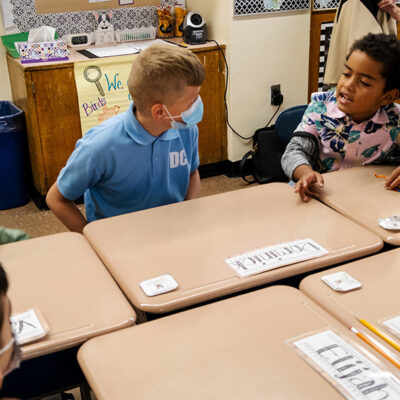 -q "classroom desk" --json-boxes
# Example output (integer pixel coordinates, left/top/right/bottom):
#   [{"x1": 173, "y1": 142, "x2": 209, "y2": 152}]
[
  {"x1": 315, "y1": 165, "x2": 400, "y2": 245},
  {"x1": 83, "y1": 183, "x2": 383, "y2": 314},
  {"x1": 300, "y1": 248, "x2": 400, "y2": 353},
  {"x1": 0, "y1": 232, "x2": 136, "y2": 359},
  {"x1": 78, "y1": 286, "x2": 400, "y2": 399}
]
